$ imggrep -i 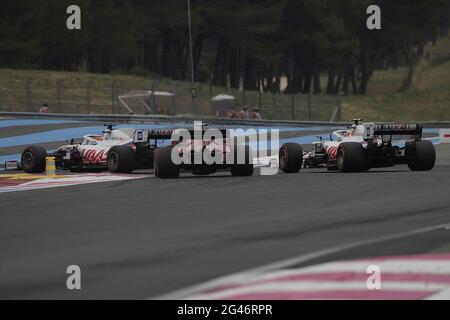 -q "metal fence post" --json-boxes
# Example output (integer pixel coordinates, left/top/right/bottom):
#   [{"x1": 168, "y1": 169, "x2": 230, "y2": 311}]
[
  {"x1": 337, "y1": 99, "x2": 342, "y2": 121},
  {"x1": 258, "y1": 89, "x2": 262, "y2": 111},
  {"x1": 150, "y1": 80, "x2": 160, "y2": 114},
  {"x1": 56, "y1": 79, "x2": 62, "y2": 113},
  {"x1": 172, "y1": 81, "x2": 180, "y2": 115},
  {"x1": 191, "y1": 82, "x2": 199, "y2": 115},
  {"x1": 208, "y1": 77, "x2": 213, "y2": 98},
  {"x1": 272, "y1": 94, "x2": 276, "y2": 120},
  {"x1": 86, "y1": 81, "x2": 92, "y2": 114},
  {"x1": 328, "y1": 98, "x2": 342, "y2": 122},
  {"x1": 315, "y1": 96, "x2": 320, "y2": 120},
  {"x1": 307, "y1": 93, "x2": 312, "y2": 121},
  {"x1": 25, "y1": 78, "x2": 32, "y2": 112},
  {"x1": 111, "y1": 80, "x2": 118, "y2": 114},
  {"x1": 295, "y1": 94, "x2": 301, "y2": 120},
  {"x1": 291, "y1": 93, "x2": 295, "y2": 120}
]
